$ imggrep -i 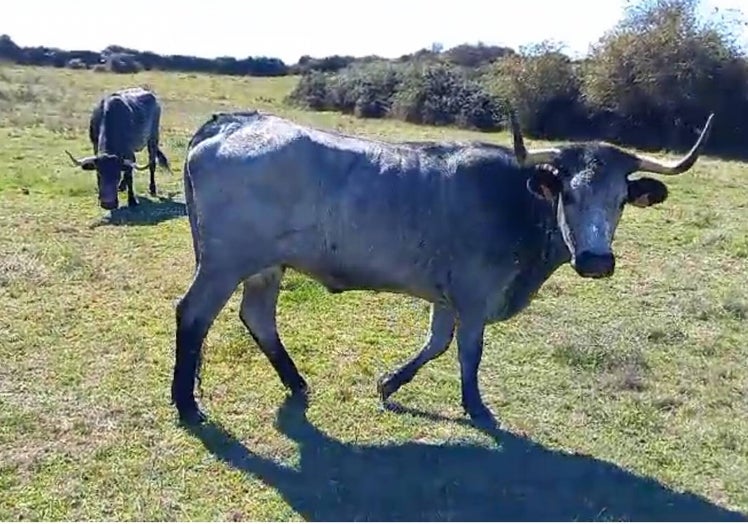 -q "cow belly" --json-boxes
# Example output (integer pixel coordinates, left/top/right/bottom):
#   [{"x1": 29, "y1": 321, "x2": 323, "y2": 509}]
[
  {"x1": 290, "y1": 254, "x2": 442, "y2": 301},
  {"x1": 300, "y1": 265, "x2": 403, "y2": 293}
]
